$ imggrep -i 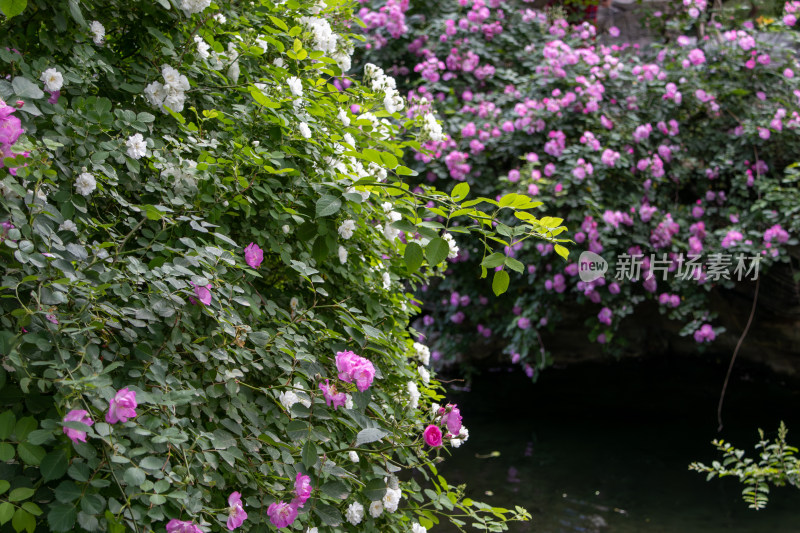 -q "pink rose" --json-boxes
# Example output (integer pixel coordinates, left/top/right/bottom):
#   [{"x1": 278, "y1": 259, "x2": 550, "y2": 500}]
[
  {"x1": 166, "y1": 519, "x2": 203, "y2": 533},
  {"x1": 423, "y1": 424, "x2": 443, "y2": 447},
  {"x1": 244, "y1": 242, "x2": 263, "y2": 269},
  {"x1": 693, "y1": 324, "x2": 716, "y2": 343},
  {"x1": 191, "y1": 283, "x2": 212, "y2": 306},
  {"x1": 687, "y1": 48, "x2": 705, "y2": 66},
  {"x1": 226, "y1": 492, "x2": 248, "y2": 531},
  {"x1": 267, "y1": 501, "x2": 299, "y2": 529},
  {"x1": 440, "y1": 405, "x2": 463, "y2": 435},
  {"x1": 63, "y1": 409, "x2": 93, "y2": 444},
  {"x1": 293, "y1": 473, "x2": 312, "y2": 507},
  {"x1": 106, "y1": 387, "x2": 138, "y2": 424},
  {"x1": 335, "y1": 351, "x2": 376, "y2": 392},
  {"x1": 319, "y1": 379, "x2": 347, "y2": 410}
]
